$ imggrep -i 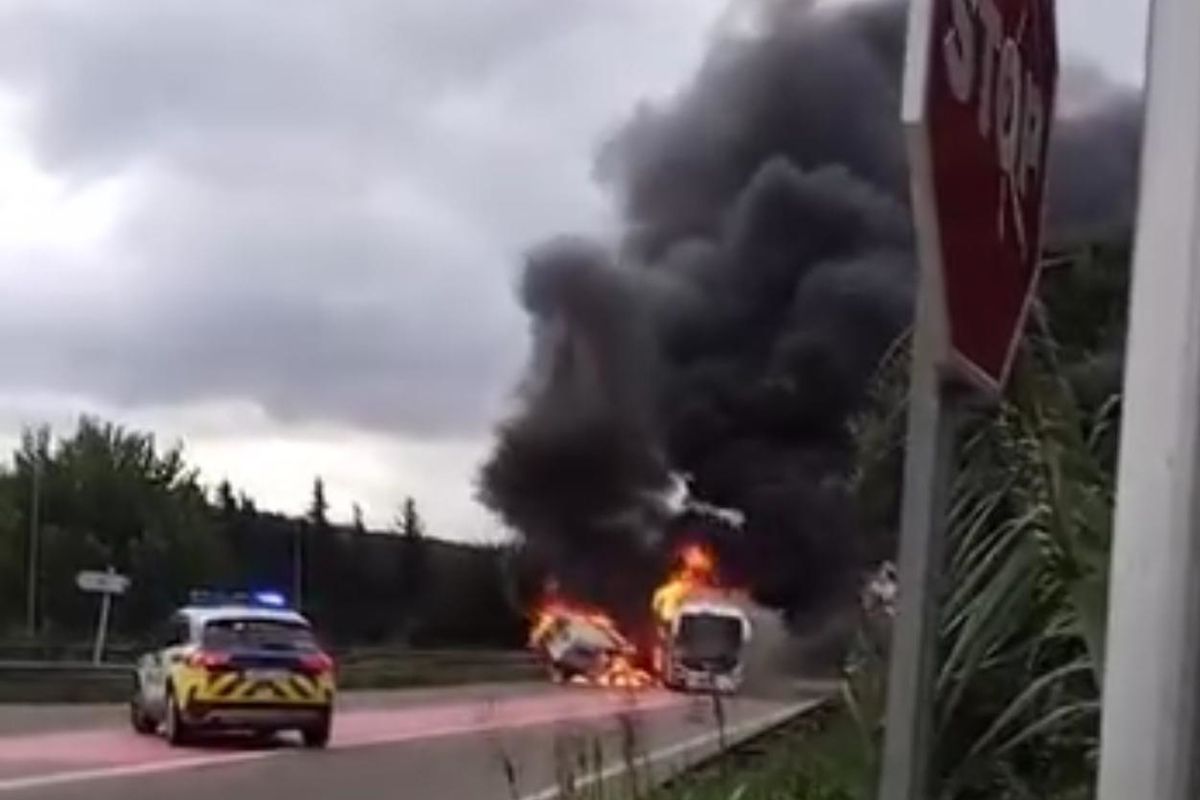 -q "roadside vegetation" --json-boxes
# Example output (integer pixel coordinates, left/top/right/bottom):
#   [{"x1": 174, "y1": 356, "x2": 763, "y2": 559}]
[{"x1": 0, "y1": 418, "x2": 525, "y2": 651}]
